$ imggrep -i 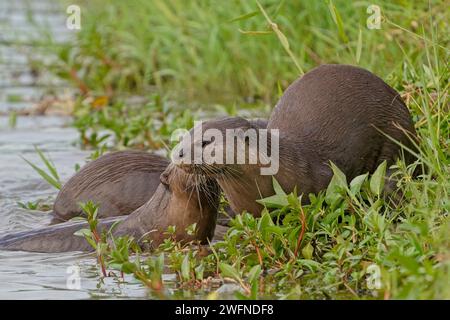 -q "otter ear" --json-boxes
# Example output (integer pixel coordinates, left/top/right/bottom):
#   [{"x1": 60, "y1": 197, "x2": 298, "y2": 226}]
[{"x1": 160, "y1": 169, "x2": 170, "y2": 186}]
